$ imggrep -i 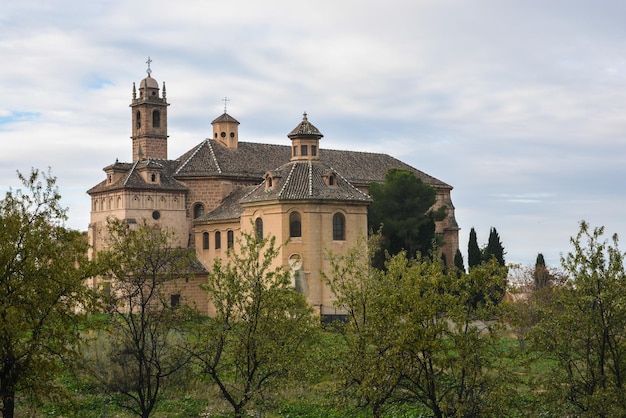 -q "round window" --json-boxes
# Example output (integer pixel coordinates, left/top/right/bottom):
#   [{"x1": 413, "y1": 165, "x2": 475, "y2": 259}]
[
  {"x1": 221, "y1": 132, "x2": 226, "y2": 137},
  {"x1": 152, "y1": 210, "x2": 161, "y2": 220}
]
